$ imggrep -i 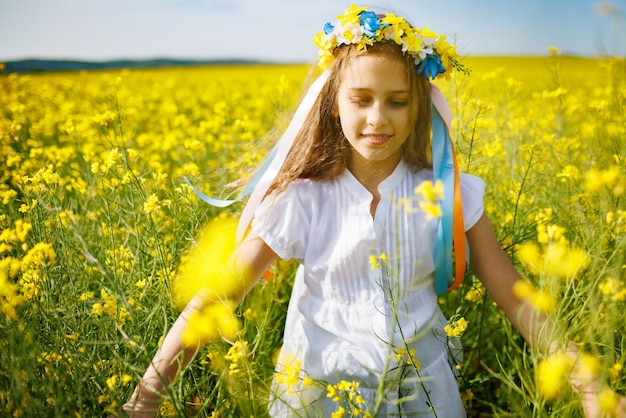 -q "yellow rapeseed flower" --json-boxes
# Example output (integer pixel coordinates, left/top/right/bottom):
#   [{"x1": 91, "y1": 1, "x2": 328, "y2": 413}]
[
  {"x1": 121, "y1": 374, "x2": 133, "y2": 387},
  {"x1": 464, "y1": 283, "x2": 484, "y2": 303},
  {"x1": 600, "y1": 276, "x2": 617, "y2": 295},
  {"x1": 91, "y1": 302, "x2": 104, "y2": 316},
  {"x1": 244, "y1": 307, "x2": 257, "y2": 321},
  {"x1": 275, "y1": 358, "x2": 303, "y2": 394},
  {"x1": 0, "y1": 269, "x2": 24, "y2": 320},
  {"x1": 0, "y1": 257, "x2": 20, "y2": 278},
  {"x1": 105, "y1": 375, "x2": 117, "y2": 391},
  {"x1": 159, "y1": 399, "x2": 177, "y2": 418},
  {"x1": 223, "y1": 341, "x2": 252, "y2": 377},
  {"x1": 327, "y1": 383, "x2": 342, "y2": 403},
  {"x1": 143, "y1": 194, "x2": 161, "y2": 214},
  {"x1": 395, "y1": 347, "x2": 421, "y2": 369},
  {"x1": 609, "y1": 363, "x2": 623, "y2": 380},
  {"x1": 444, "y1": 317, "x2": 468, "y2": 337},
  {"x1": 331, "y1": 405, "x2": 346, "y2": 418},
  {"x1": 548, "y1": 46, "x2": 561, "y2": 55},
  {"x1": 368, "y1": 253, "x2": 387, "y2": 270}
]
